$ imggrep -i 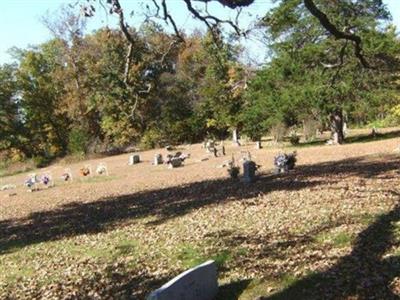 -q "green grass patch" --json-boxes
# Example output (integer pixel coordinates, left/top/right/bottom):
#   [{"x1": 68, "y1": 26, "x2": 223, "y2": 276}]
[
  {"x1": 114, "y1": 239, "x2": 139, "y2": 256},
  {"x1": 176, "y1": 244, "x2": 232, "y2": 269},
  {"x1": 314, "y1": 231, "x2": 353, "y2": 248},
  {"x1": 177, "y1": 245, "x2": 204, "y2": 268},
  {"x1": 212, "y1": 250, "x2": 232, "y2": 269},
  {"x1": 279, "y1": 273, "x2": 299, "y2": 289}
]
